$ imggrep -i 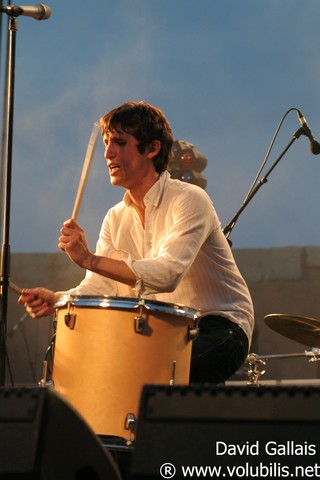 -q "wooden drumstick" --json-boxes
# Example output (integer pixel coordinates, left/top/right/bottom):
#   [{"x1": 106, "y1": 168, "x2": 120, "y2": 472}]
[
  {"x1": 9, "y1": 281, "x2": 23, "y2": 295},
  {"x1": 71, "y1": 121, "x2": 101, "y2": 221}
]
